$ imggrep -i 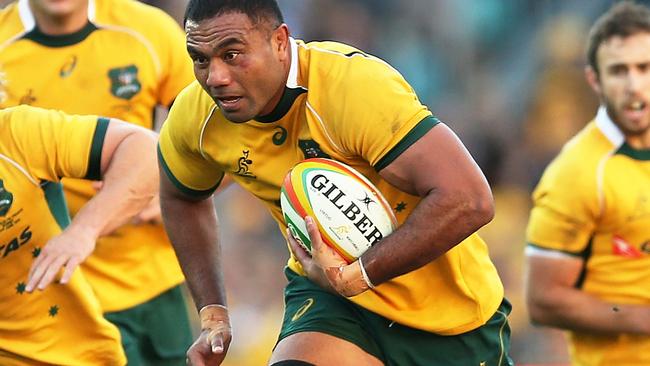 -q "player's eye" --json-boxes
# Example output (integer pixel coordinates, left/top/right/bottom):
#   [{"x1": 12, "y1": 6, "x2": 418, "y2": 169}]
[
  {"x1": 193, "y1": 56, "x2": 209, "y2": 65},
  {"x1": 223, "y1": 51, "x2": 240, "y2": 62},
  {"x1": 608, "y1": 64, "x2": 627, "y2": 76}
]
